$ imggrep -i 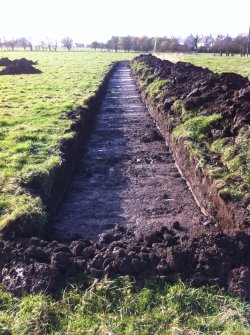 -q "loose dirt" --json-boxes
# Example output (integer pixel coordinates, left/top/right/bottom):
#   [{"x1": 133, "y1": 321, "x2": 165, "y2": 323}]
[{"x1": 1, "y1": 62, "x2": 250, "y2": 299}]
